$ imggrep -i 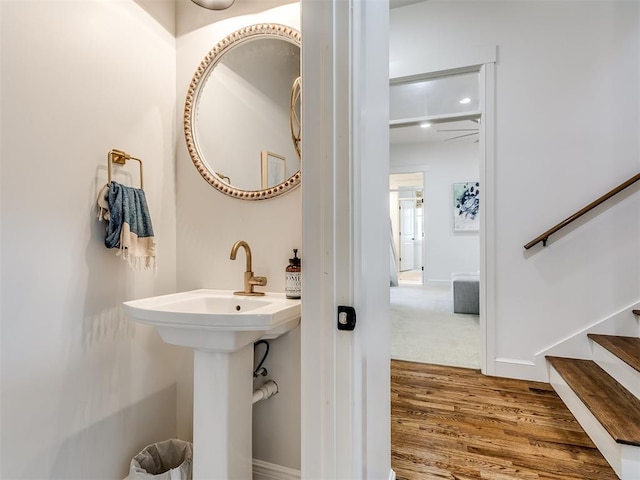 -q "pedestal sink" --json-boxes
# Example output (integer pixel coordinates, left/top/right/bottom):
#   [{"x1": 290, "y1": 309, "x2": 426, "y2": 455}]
[{"x1": 123, "y1": 289, "x2": 301, "y2": 479}]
